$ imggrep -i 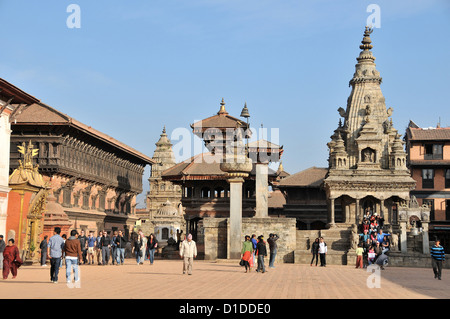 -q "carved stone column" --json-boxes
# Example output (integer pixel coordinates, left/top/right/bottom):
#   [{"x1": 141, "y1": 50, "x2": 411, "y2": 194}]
[
  {"x1": 220, "y1": 144, "x2": 252, "y2": 260},
  {"x1": 255, "y1": 163, "x2": 268, "y2": 218}
]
